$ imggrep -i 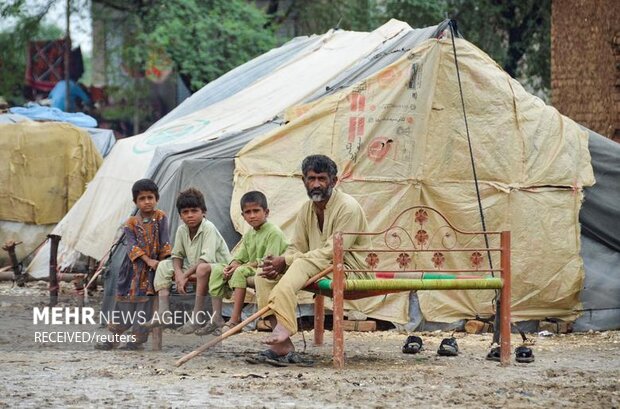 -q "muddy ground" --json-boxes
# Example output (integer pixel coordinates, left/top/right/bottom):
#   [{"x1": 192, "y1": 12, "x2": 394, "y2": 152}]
[{"x1": 0, "y1": 281, "x2": 618, "y2": 408}]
